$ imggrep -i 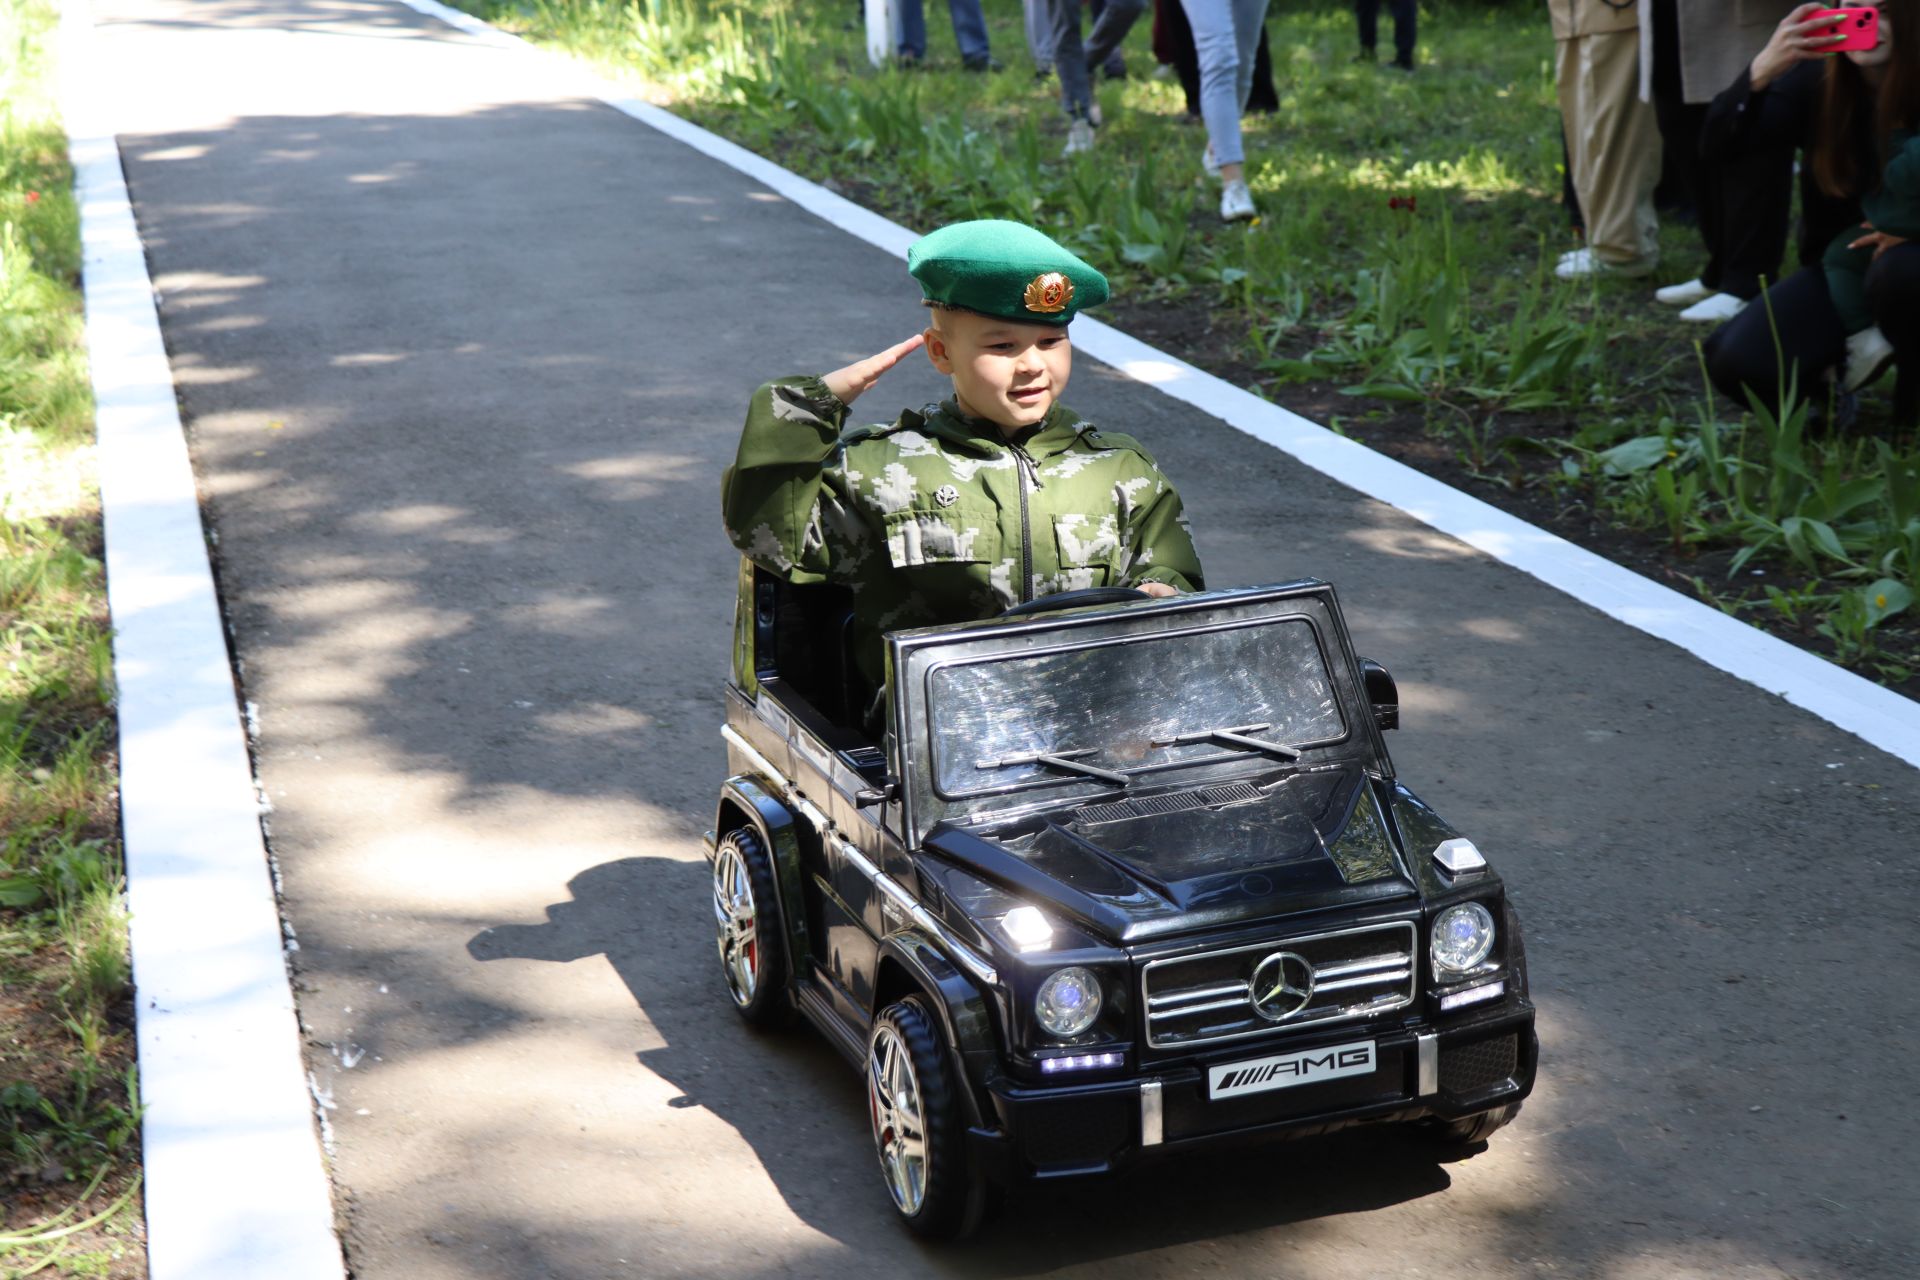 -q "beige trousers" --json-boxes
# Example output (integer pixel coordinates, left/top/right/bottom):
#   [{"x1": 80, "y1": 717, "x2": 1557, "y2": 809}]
[{"x1": 1557, "y1": 28, "x2": 1660, "y2": 268}]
